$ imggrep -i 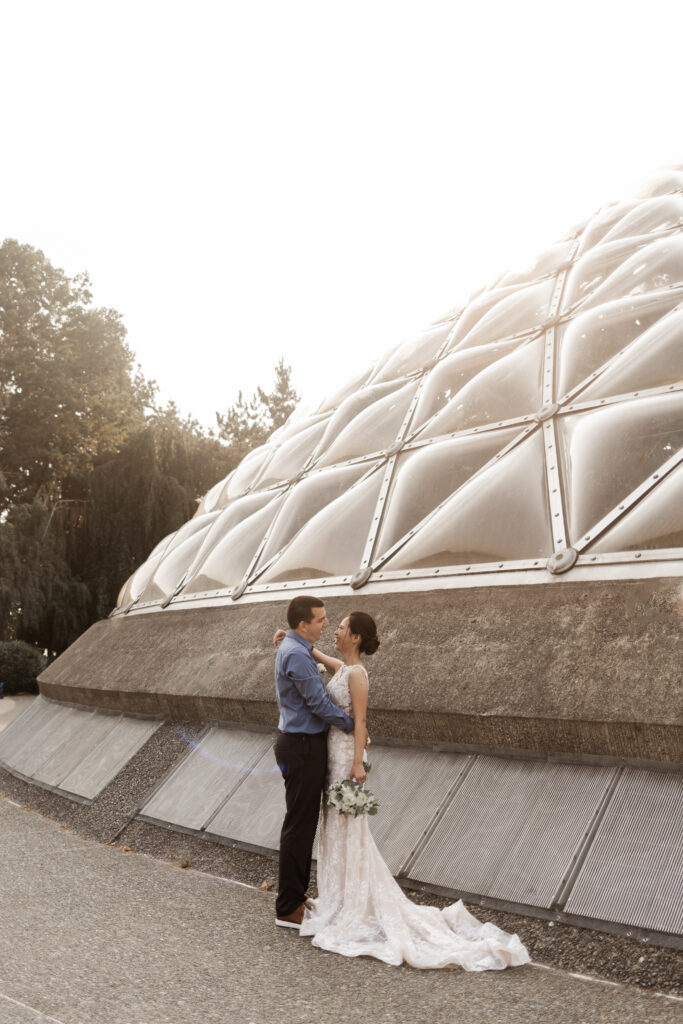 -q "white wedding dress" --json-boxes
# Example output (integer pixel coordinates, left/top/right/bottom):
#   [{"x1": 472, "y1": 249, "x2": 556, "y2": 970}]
[{"x1": 300, "y1": 664, "x2": 531, "y2": 971}]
